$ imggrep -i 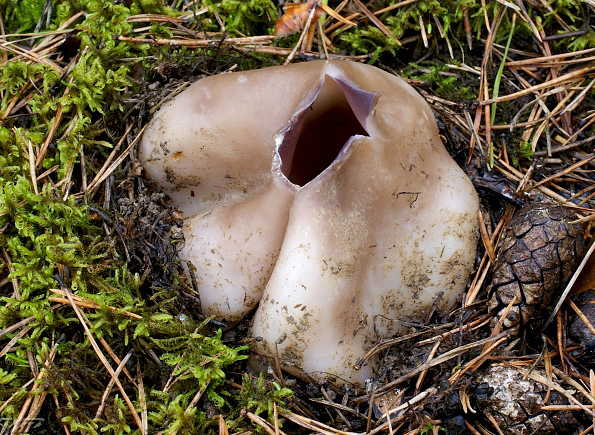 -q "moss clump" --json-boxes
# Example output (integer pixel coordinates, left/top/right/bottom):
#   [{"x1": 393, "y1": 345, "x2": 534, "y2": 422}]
[
  {"x1": 403, "y1": 62, "x2": 476, "y2": 102},
  {"x1": 201, "y1": 0, "x2": 276, "y2": 35}
]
